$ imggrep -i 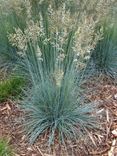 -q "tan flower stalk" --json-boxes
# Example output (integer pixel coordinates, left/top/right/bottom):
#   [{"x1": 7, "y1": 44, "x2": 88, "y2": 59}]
[
  {"x1": 8, "y1": 28, "x2": 27, "y2": 52},
  {"x1": 53, "y1": 69, "x2": 64, "y2": 87}
]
